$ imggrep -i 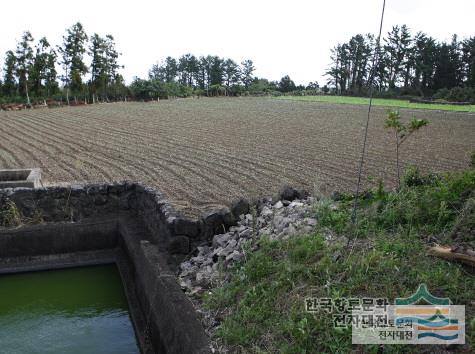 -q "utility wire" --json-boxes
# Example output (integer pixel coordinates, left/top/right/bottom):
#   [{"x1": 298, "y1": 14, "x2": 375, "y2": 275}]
[{"x1": 351, "y1": 0, "x2": 387, "y2": 224}]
